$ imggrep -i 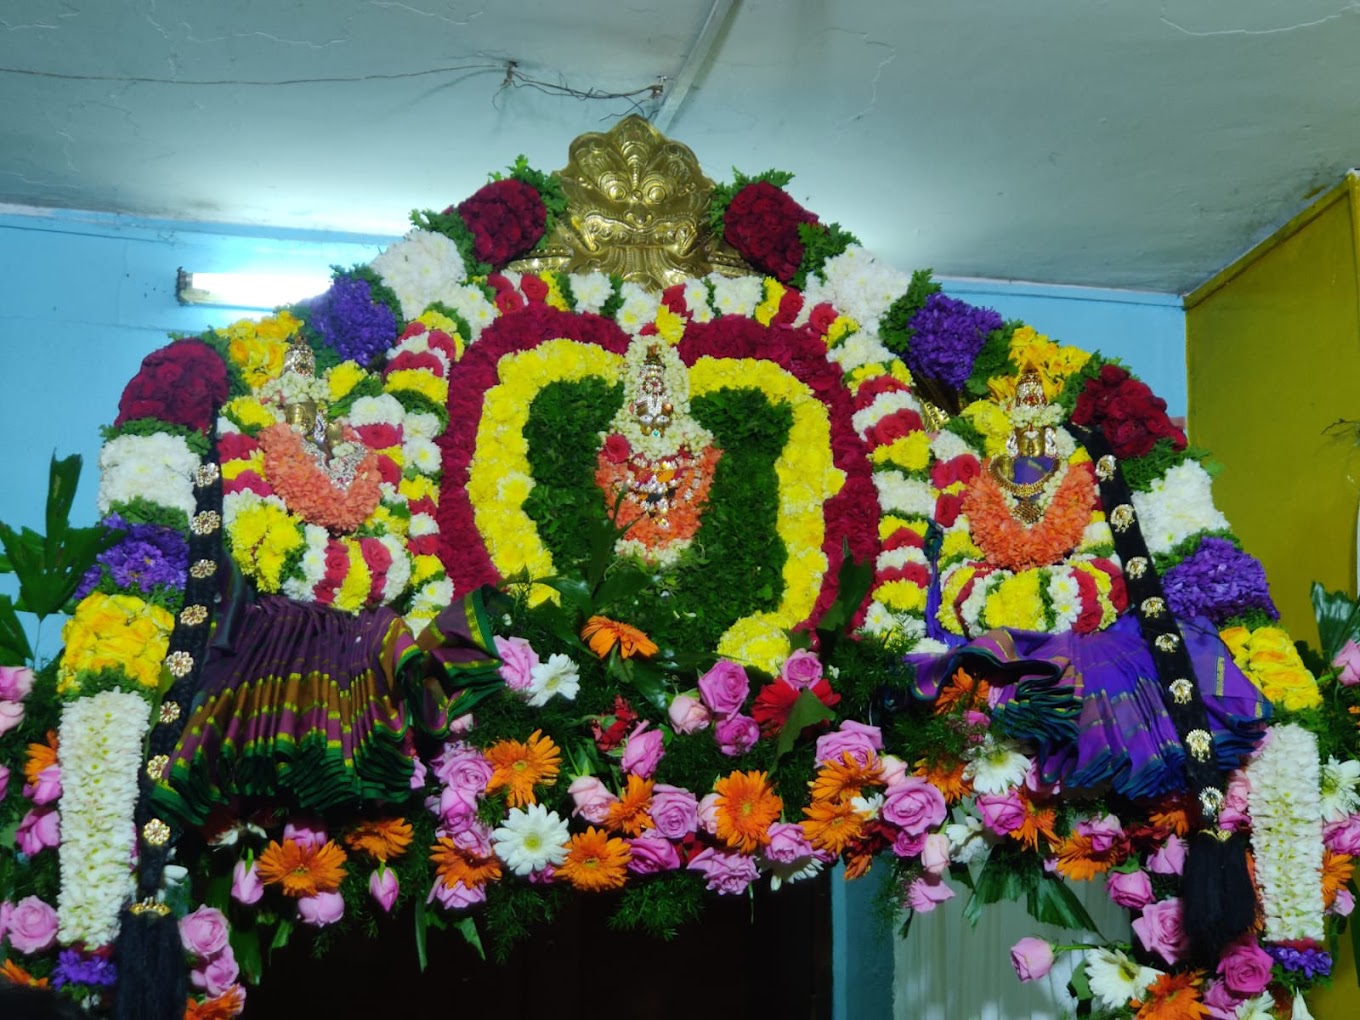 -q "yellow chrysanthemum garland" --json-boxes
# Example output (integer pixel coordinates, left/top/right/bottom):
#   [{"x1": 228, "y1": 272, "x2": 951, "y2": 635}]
[{"x1": 57, "y1": 591, "x2": 176, "y2": 697}]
